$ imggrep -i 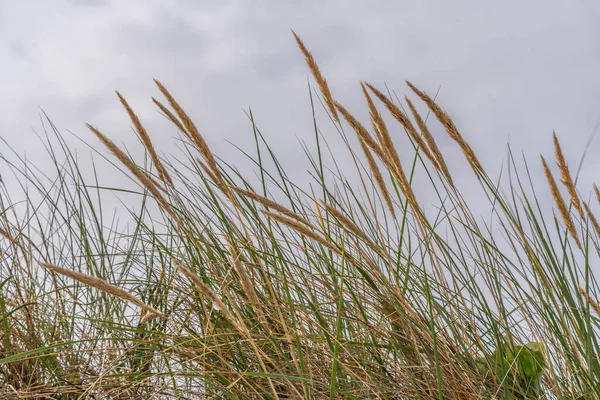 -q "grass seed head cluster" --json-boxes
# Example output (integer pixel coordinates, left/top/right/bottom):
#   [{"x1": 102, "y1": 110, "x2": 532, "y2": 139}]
[{"x1": 0, "y1": 32, "x2": 599, "y2": 399}]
